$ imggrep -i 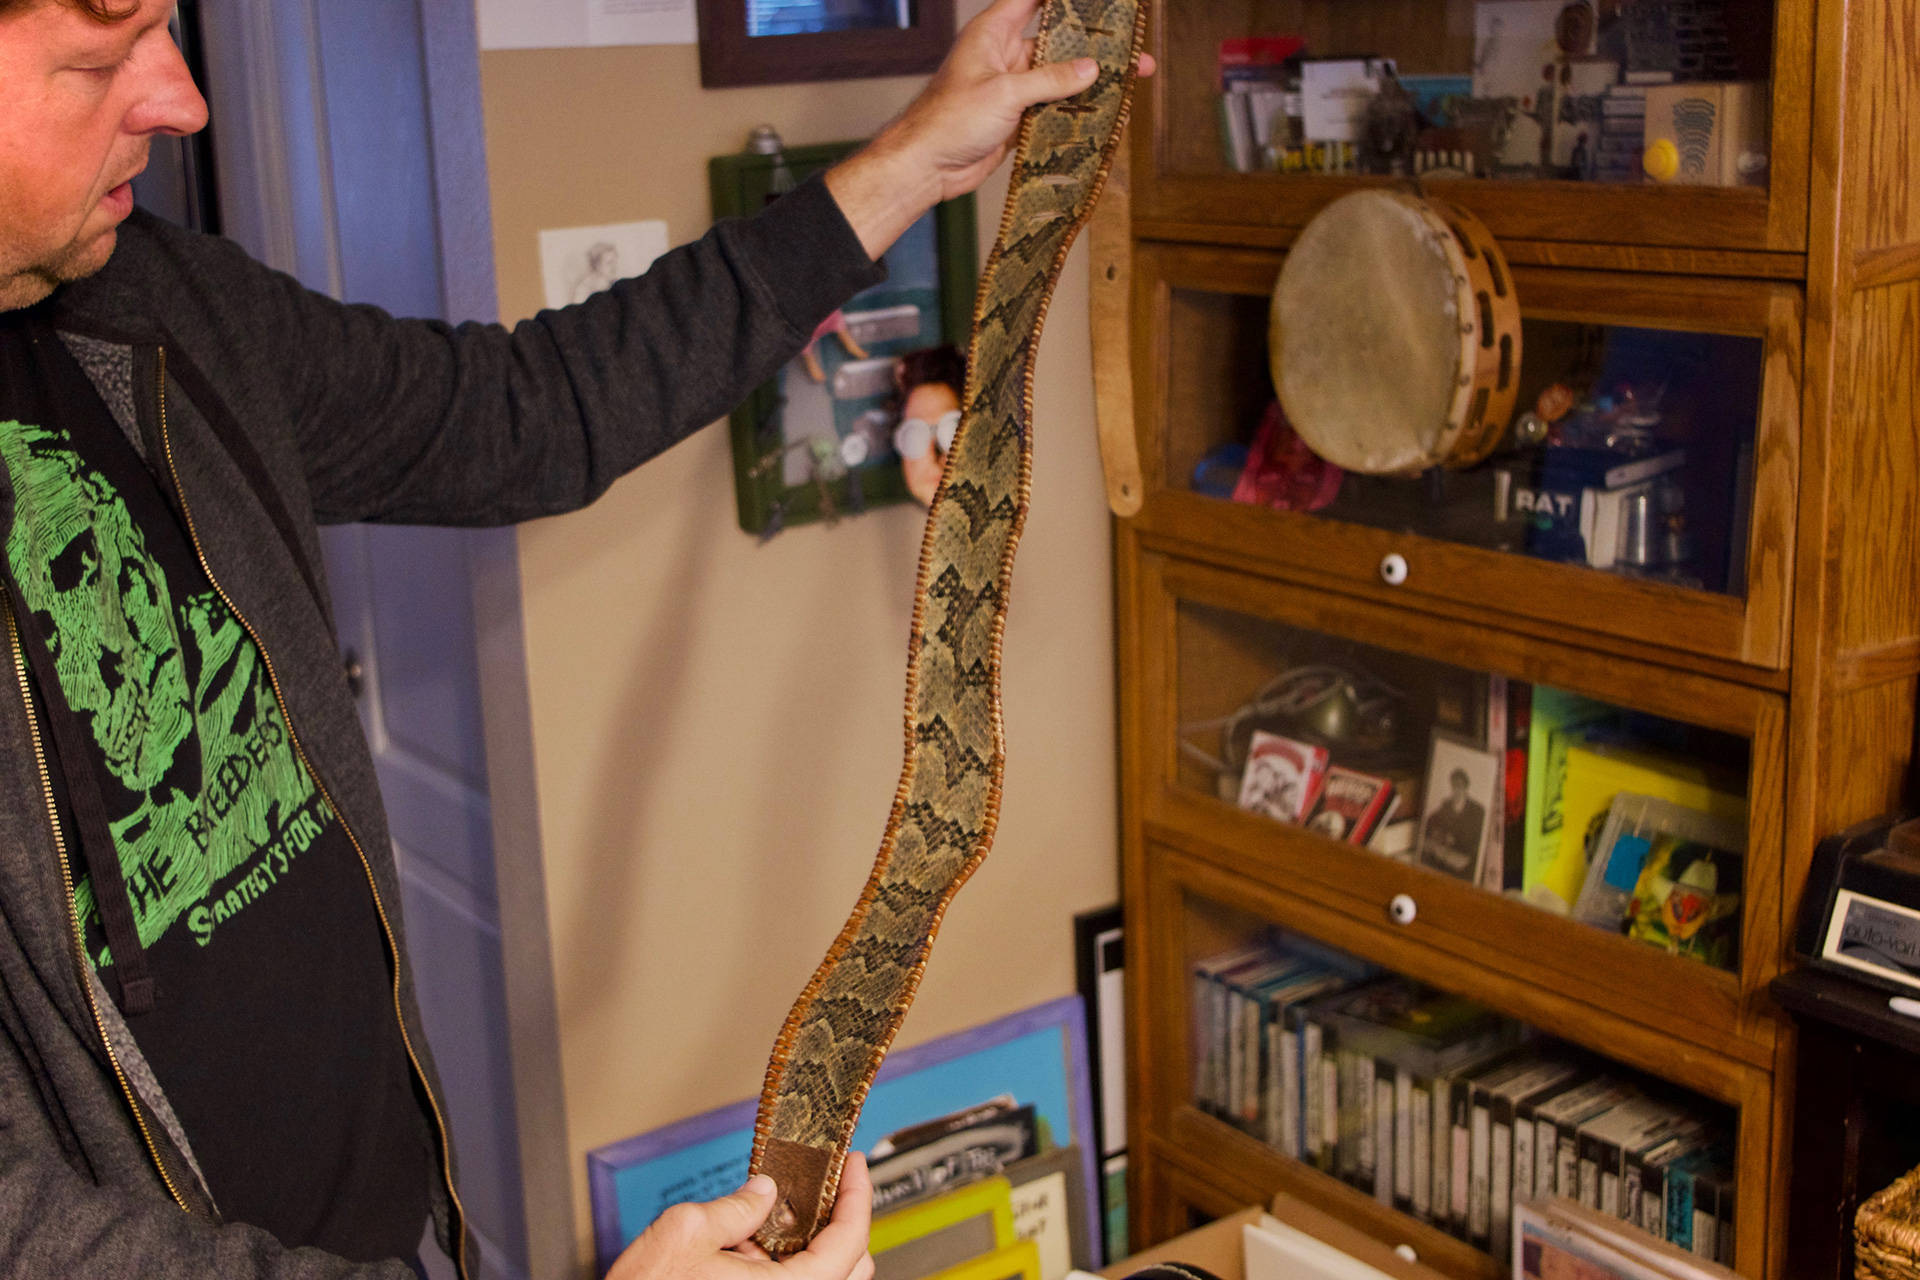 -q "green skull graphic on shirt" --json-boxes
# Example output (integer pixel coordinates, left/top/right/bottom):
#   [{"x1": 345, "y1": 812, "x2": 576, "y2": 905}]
[{"x1": 2, "y1": 419, "x2": 335, "y2": 964}]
